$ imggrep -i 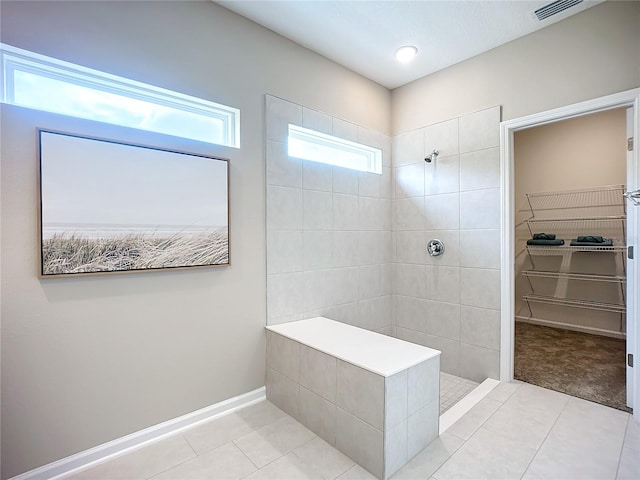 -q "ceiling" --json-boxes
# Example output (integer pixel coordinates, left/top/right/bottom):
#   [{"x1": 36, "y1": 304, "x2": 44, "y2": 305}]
[{"x1": 216, "y1": 0, "x2": 603, "y2": 89}]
